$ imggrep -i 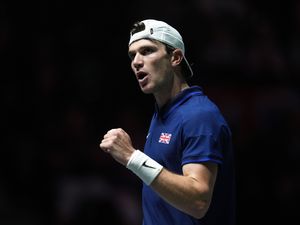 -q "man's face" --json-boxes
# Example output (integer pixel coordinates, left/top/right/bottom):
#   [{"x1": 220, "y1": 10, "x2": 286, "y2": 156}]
[{"x1": 128, "y1": 39, "x2": 173, "y2": 94}]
